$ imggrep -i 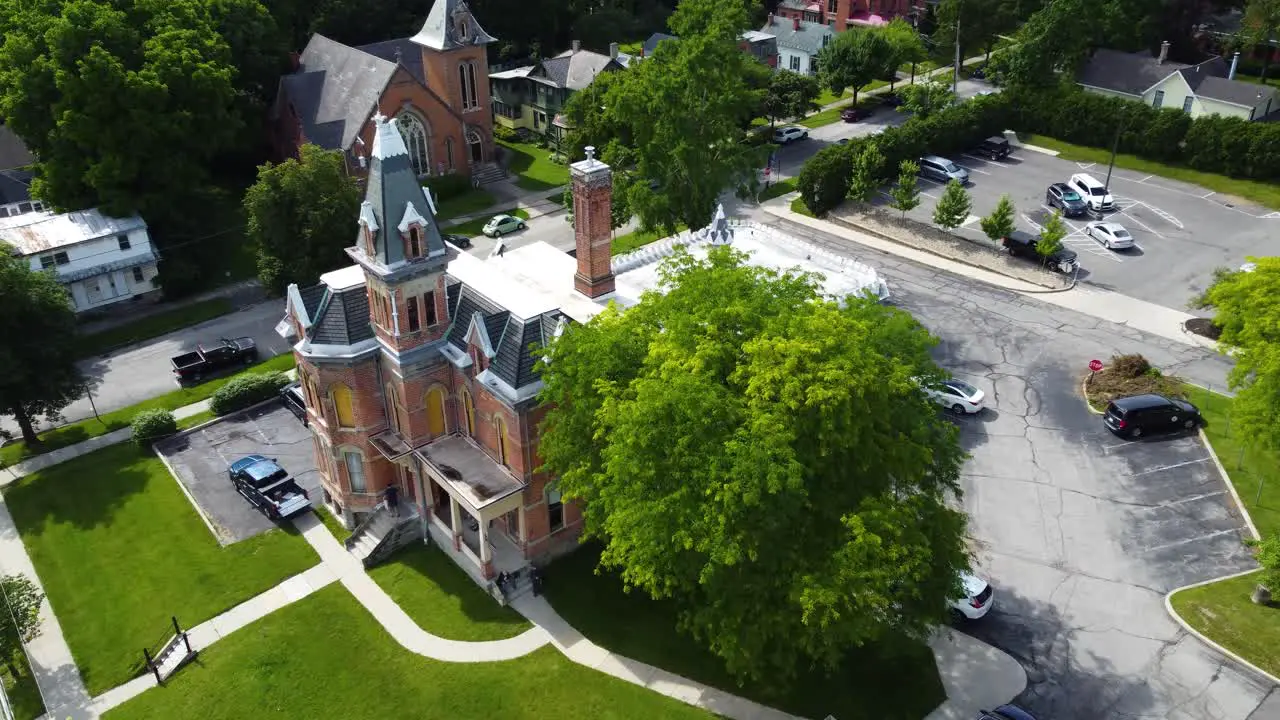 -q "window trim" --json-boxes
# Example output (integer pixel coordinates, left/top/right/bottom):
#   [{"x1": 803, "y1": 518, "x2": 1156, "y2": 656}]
[
  {"x1": 425, "y1": 386, "x2": 448, "y2": 437},
  {"x1": 406, "y1": 295, "x2": 420, "y2": 332},
  {"x1": 132, "y1": 266, "x2": 145, "y2": 283},
  {"x1": 343, "y1": 449, "x2": 368, "y2": 493},
  {"x1": 396, "y1": 111, "x2": 431, "y2": 176},
  {"x1": 333, "y1": 384, "x2": 356, "y2": 428},
  {"x1": 546, "y1": 485, "x2": 564, "y2": 532},
  {"x1": 494, "y1": 415, "x2": 509, "y2": 467},
  {"x1": 423, "y1": 290, "x2": 438, "y2": 327}
]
